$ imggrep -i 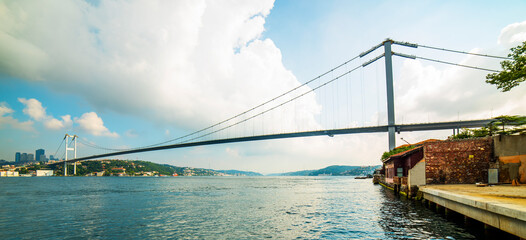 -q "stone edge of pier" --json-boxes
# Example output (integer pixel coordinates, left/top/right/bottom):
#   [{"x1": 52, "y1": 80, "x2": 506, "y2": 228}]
[{"x1": 420, "y1": 186, "x2": 526, "y2": 239}]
